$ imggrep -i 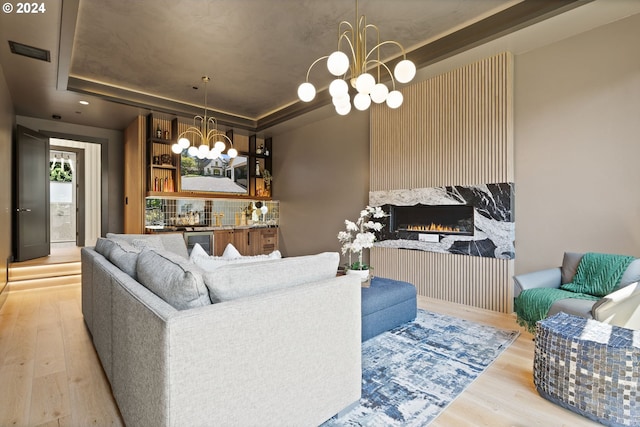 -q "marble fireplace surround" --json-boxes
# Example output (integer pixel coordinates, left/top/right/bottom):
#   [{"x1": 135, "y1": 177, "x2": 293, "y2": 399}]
[{"x1": 370, "y1": 183, "x2": 515, "y2": 259}]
